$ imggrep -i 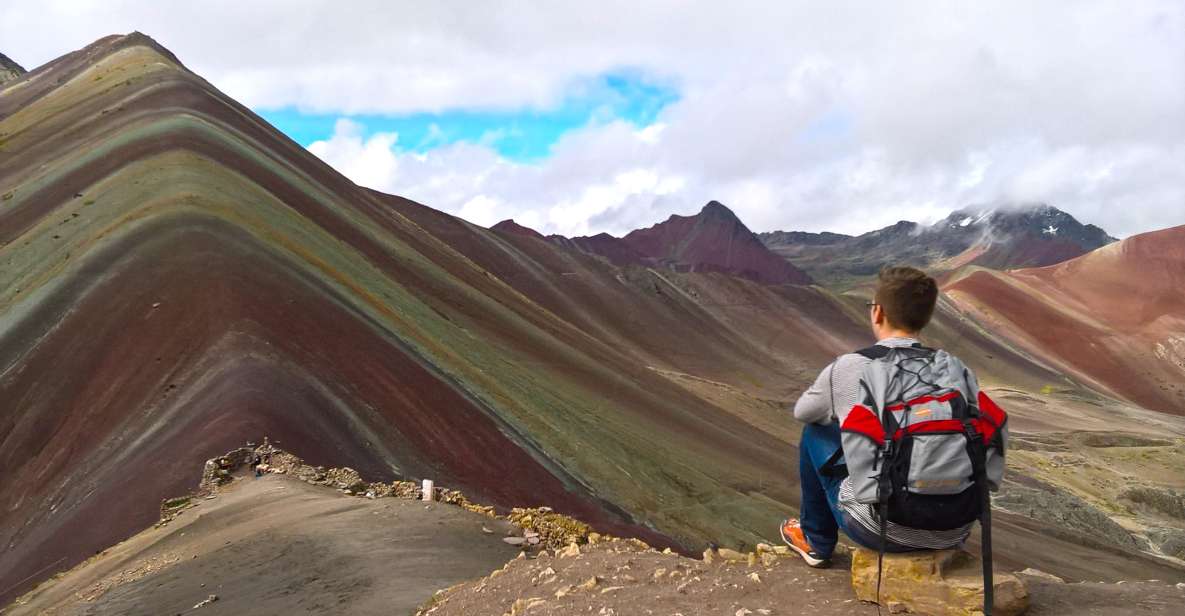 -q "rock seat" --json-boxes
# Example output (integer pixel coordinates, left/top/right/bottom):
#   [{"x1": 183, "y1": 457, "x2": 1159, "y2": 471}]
[{"x1": 850, "y1": 547, "x2": 1029, "y2": 615}]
